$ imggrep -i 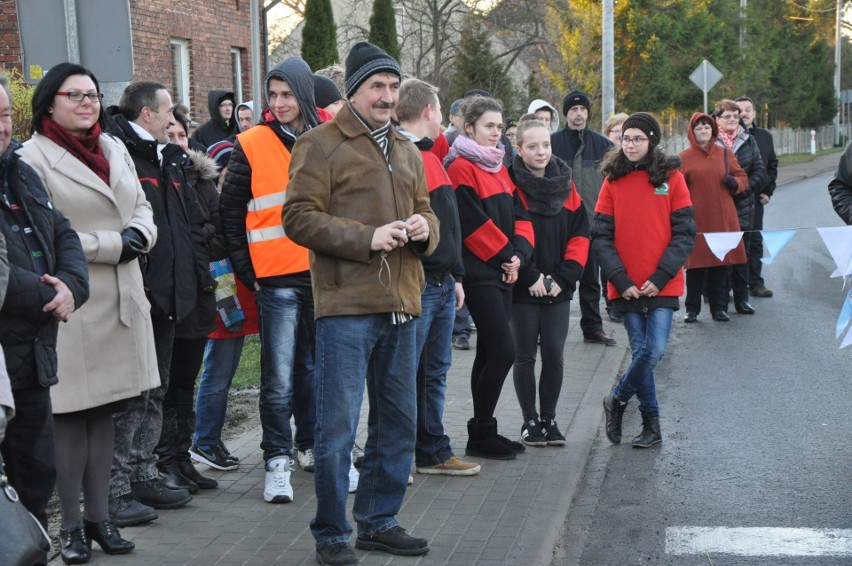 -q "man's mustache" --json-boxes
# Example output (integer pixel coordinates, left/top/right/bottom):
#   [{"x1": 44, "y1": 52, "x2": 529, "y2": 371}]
[{"x1": 373, "y1": 102, "x2": 395, "y2": 109}]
